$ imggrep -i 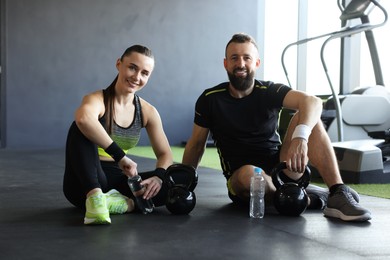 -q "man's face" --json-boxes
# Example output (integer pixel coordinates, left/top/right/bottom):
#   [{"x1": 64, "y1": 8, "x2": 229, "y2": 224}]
[{"x1": 224, "y1": 42, "x2": 260, "y2": 91}]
